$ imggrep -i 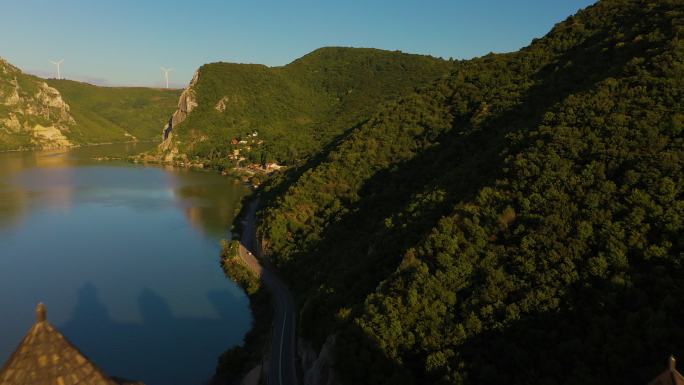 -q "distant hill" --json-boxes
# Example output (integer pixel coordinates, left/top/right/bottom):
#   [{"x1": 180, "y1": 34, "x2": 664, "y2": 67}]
[
  {"x1": 0, "y1": 58, "x2": 179, "y2": 151},
  {"x1": 46, "y1": 79, "x2": 181, "y2": 144},
  {"x1": 255, "y1": 1, "x2": 684, "y2": 384},
  {"x1": 160, "y1": 47, "x2": 453, "y2": 167}
]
